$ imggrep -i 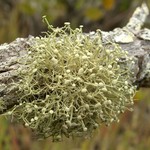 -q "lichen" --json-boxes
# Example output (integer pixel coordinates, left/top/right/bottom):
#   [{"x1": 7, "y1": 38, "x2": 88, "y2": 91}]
[{"x1": 5, "y1": 17, "x2": 136, "y2": 141}]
